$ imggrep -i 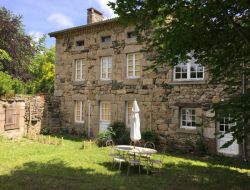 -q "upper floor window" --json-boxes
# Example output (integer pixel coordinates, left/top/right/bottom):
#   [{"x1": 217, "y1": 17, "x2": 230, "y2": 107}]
[
  {"x1": 181, "y1": 108, "x2": 196, "y2": 129},
  {"x1": 75, "y1": 100, "x2": 84, "y2": 123},
  {"x1": 127, "y1": 31, "x2": 136, "y2": 39},
  {"x1": 75, "y1": 59, "x2": 85, "y2": 81},
  {"x1": 101, "y1": 57, "x2": 112, "y2": 80},
  {"x1": 127, "y1": 53, "x2": 141, "y2": 79},
  {"x1": 76, "y1": 40, "x2": 84, "y2": 47},
  {"x1": 101, "y1": 36, "x2": 111, "y2": 43},
  {"x1": 126, "y1": 101, "x2": 133, "y2": 128},
  {"x1": 174, "y1": 57, "x2": 204, "y2": 81}
]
